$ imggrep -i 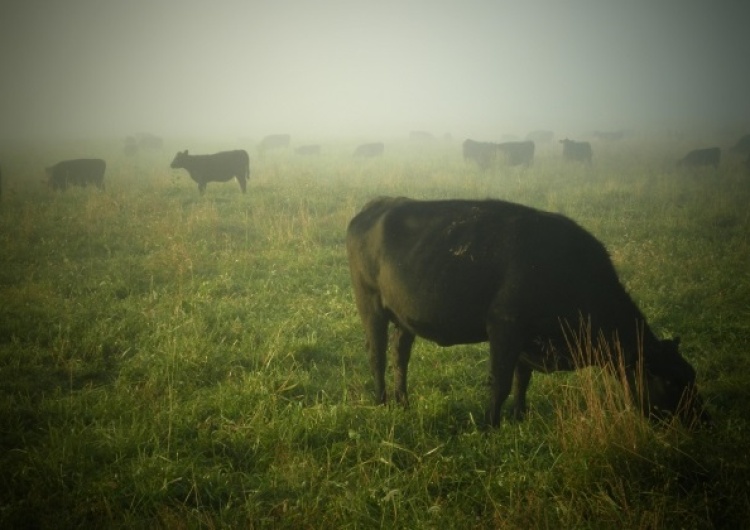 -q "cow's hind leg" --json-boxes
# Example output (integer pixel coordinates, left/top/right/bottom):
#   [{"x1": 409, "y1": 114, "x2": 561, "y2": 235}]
[
  {"x1": 391, "y1": 325, "x2": 415, "y2": 406},
  {"x1": 512, "y1": 362, "x2": 533, "y2": 420},
  {"x1": 366, "y1": 312, "x2": 389, "y2": 405},
  {"x1": 487, "y1": 319, "x2": 523, "y2": 426},
  {"x1": 238, "y1": 175, "x2": 247, "y2": 193},
  {"x1": 354, "y1": 288, "x2": 390, "y2": 405}
]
